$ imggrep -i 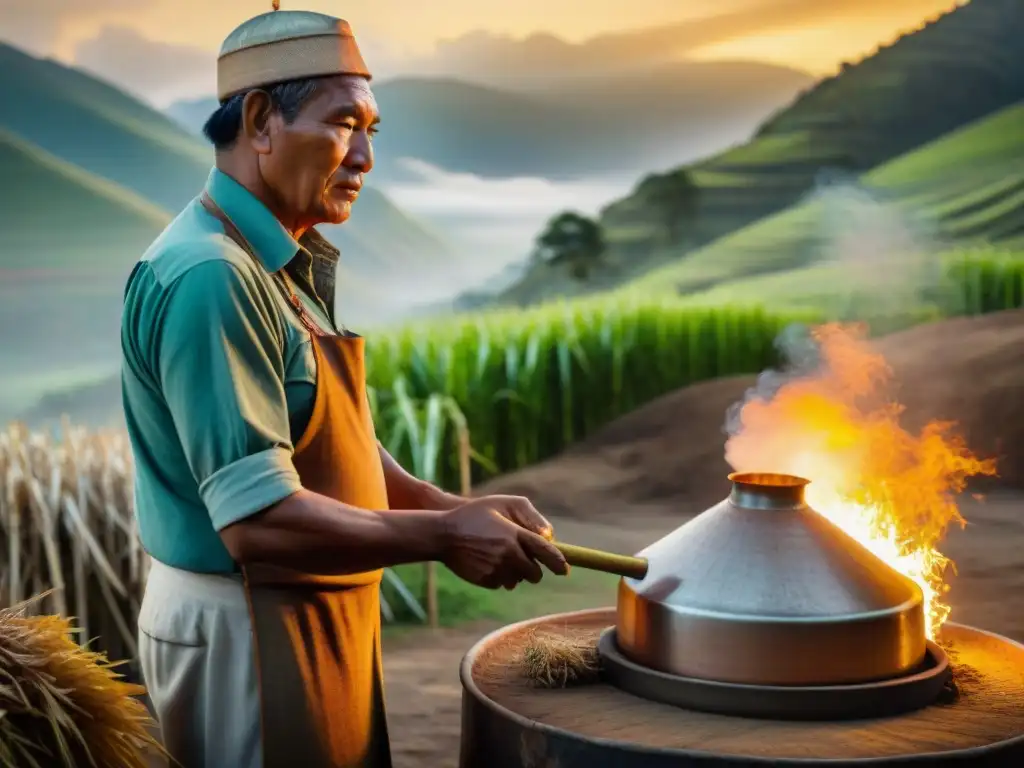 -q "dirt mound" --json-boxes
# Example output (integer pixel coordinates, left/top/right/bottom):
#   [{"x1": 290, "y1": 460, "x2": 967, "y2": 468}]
[{"x1": 479, "y1": 310, "x2": 1024, "y2": 520}]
